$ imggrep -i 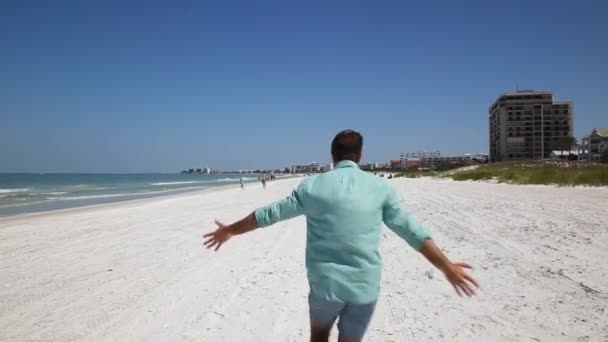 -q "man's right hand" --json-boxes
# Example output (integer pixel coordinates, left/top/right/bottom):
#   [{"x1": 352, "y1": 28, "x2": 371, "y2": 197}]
[
  {"x1": 203, "y1": 220, "x2": 232, "y2": 251},
  {"x1": 442, "y1": 262, "x2": 479, "y2": 297},
  {"x1": 202, "y1": 213, "x2": 259, "y2": 252}
]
